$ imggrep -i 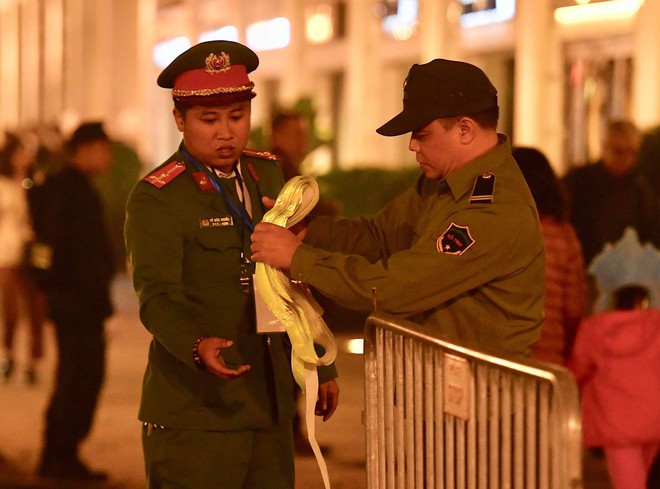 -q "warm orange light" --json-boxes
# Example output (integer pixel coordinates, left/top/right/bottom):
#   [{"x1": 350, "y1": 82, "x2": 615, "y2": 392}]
[
  {"x1": 345, "y1": 338, "x2": 364, "y2": 355},
  {"x1": 554, "y1": 0, "x2": 644, "y2": 25},
  {"x1": 306, "y1": 5, "x2": 333, "y2": 44}
]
